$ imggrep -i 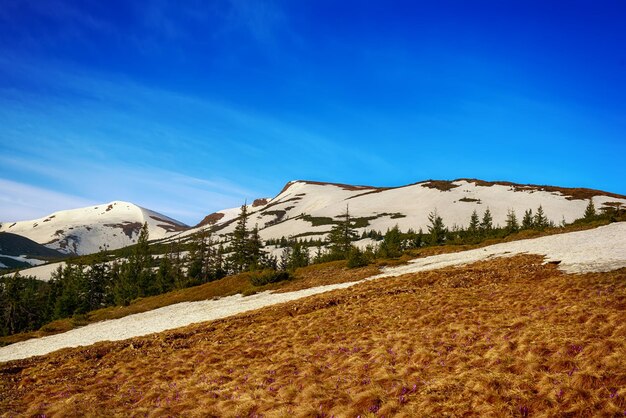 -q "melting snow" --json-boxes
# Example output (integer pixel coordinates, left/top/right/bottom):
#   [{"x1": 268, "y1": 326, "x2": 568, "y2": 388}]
[
  {"x1": 1, "y1": 222, "x2": 624, "y2": 363},
  {"x1": 372, "y1": 222, "x2": 626, "y2": 277},
  {"x1": 0, "y1": 254, "x2": 47, "y2": 267}
]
